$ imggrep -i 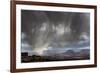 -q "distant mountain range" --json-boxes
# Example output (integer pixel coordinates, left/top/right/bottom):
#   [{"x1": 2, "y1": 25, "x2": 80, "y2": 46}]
[{"x1": 21, "y1": 49, "x2": 90, "y2": 63}]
